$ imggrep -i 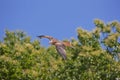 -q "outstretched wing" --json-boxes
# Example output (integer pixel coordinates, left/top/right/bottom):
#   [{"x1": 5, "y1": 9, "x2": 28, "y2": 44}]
[
  {"x1": 37, "y1": 35, "x2": 54, "y2": 40},
  {"x1": 38, "y1": 35, "x2": 67, "y2": 60},
  {"x1": 55, "y1": 43, "x2": 67, "y2": 60}
]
